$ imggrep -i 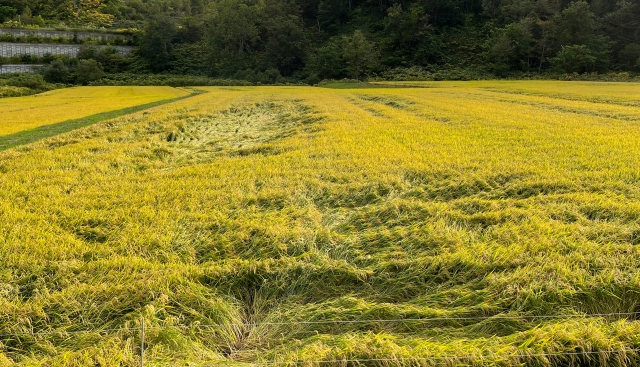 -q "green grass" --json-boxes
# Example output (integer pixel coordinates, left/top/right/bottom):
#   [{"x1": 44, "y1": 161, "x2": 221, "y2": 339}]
[
  {"x1": 319, "y1": 81, "x2": 379, "y2": 89},
  {"x1": 320, "y1": 81, "x2": 432, "y2": 89}
]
